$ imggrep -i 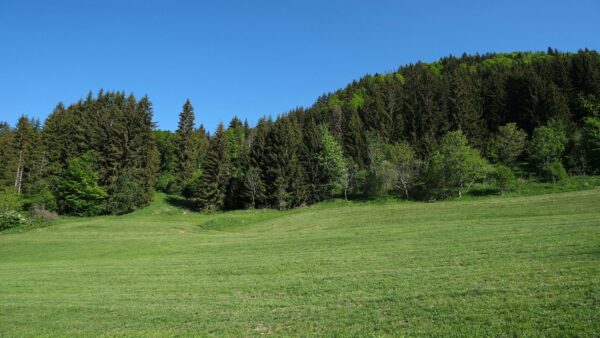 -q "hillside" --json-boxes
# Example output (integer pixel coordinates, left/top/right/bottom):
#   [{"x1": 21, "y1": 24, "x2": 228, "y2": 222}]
[
  {"x1": 1, "y1": 189, "x2": 599, "y2": 336},
  {"x1": 2, "y1": 49, "x2": 600, "y2": 217}
]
